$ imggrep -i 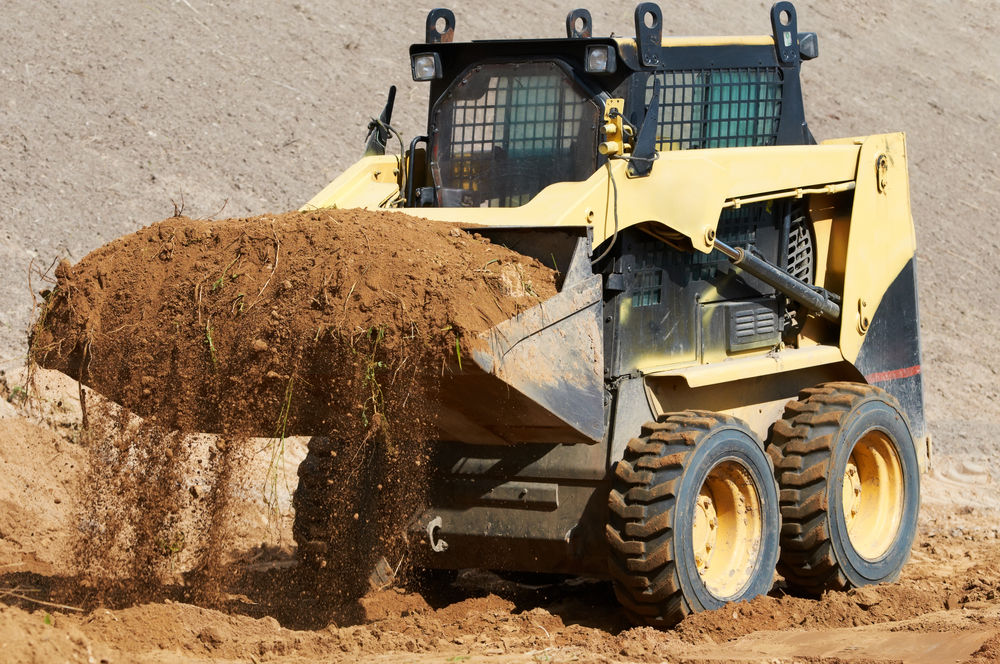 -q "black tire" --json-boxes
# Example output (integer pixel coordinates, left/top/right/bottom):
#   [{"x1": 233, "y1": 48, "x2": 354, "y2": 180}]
[
  {"x1": 607, "y1": 411, "x2": 781, "y2": 626},
  {"x1": 291, "y1": 436, "x2": 371, "y2": 600},
  {"x1": 402, "y1": 566, "x2": 459, "y2": 592},
  {"x1": 769, "y1": 382, "x2": 920, "y2": 594}
]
